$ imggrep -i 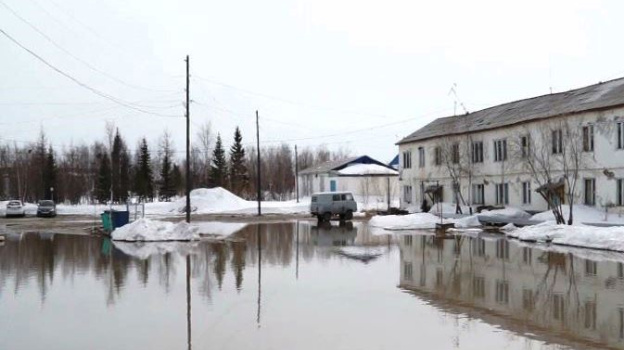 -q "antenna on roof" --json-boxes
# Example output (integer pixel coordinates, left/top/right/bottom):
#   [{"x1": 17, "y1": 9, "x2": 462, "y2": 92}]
[{"x1": 448, "y1": 83, "x2": 469, "y2": 115}]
